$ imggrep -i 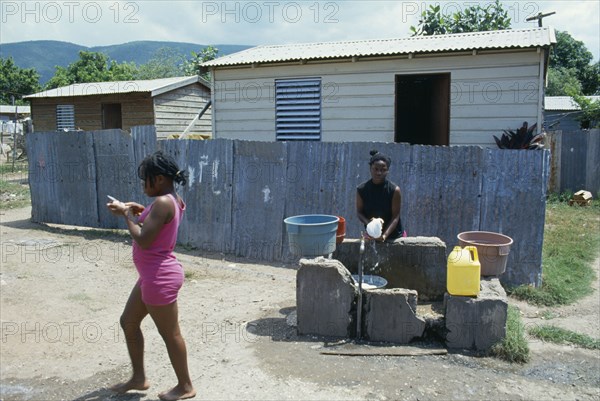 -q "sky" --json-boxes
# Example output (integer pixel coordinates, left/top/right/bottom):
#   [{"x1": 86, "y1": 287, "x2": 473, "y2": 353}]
[{"x1": 1, "y1": 0, "x2": 599, "y2": 61}]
